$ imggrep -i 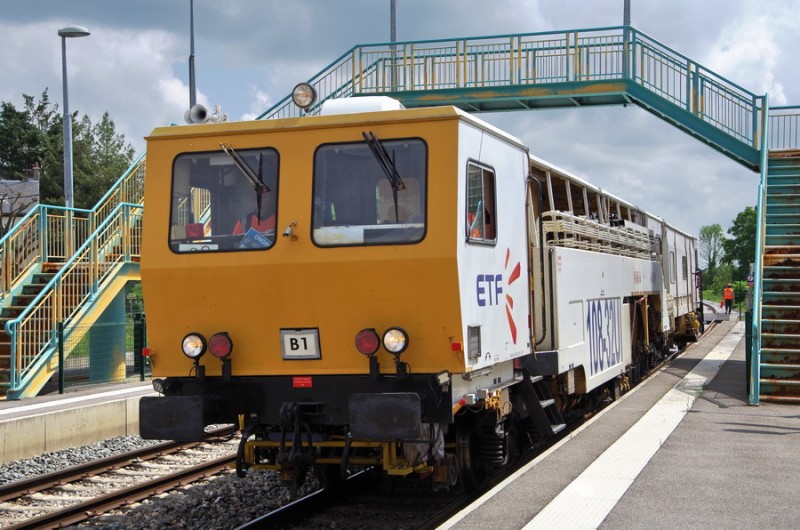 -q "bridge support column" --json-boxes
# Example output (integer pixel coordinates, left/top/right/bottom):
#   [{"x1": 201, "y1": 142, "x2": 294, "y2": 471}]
[{"x1": 89, "y1": 284, "x2": 128, "y2": 383}]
